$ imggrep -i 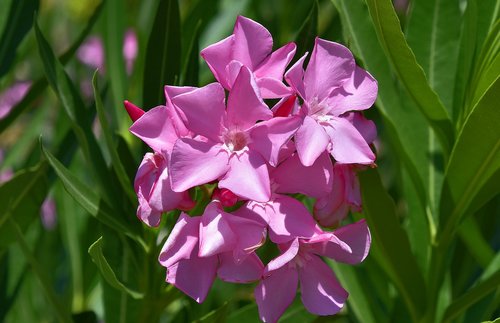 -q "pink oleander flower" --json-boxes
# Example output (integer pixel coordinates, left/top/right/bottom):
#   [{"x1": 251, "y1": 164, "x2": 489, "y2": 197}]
[
  {"x1": 255, "y1": 220, "x2": 371, "y2": 322},
  {"x1": 0, "y1": 82, "x2": 31, "y2": 119},
  {"x1": 78, "y1": 36, "x2": 105, "y2": 71},
  {"x1": 314, "y1": 112, "x2": 377, "y2": 226},
  {"x1": 285, "y1": 37, "x2": 378, "y2": 166},
  {"x1": 169, "y1": 66, "x2": 301, "y2": 202},
  {"x1": 201, "y1": 16, "x2": 296, "y2": 98},
  {"x1": 123, "y1": 29, "x2": 138, "y2": 74},
  {"x1": 41, "y1": 197, "x2": 57, "y2": 230},
  {"x1": 127, "y1": 92, "x2": 196, "y2": 226},
  {"x1": 159, "y1": 203, "x2": 265, "y2": 303}
]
